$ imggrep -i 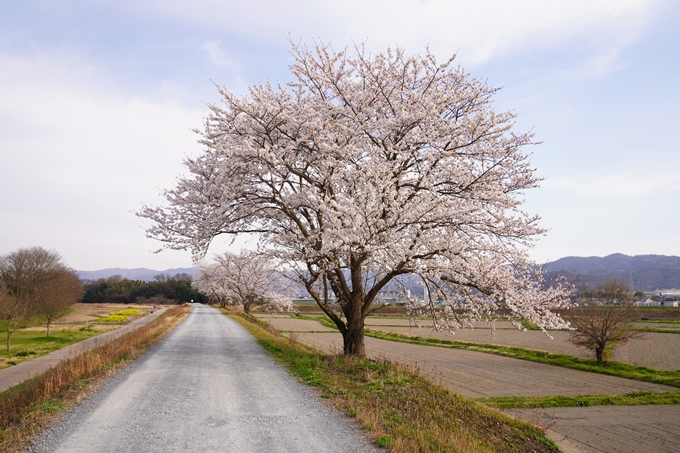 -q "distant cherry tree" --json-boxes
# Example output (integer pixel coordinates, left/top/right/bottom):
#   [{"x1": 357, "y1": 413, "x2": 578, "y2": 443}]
[
  {"x1": 139, "y1": 42, "x2": 569, "y2": 355},
  {"x1": 192, "y1": 251, "x2": 295, "y2": 314}
]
